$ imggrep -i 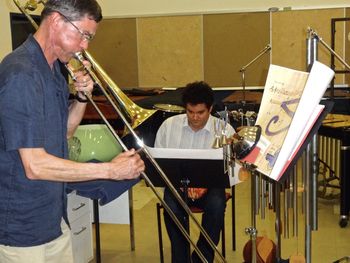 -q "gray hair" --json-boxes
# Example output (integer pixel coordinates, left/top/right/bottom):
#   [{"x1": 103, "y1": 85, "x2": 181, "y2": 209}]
[{"x1": 41, "y1": 0, "x2": 102, "y2": 22}]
